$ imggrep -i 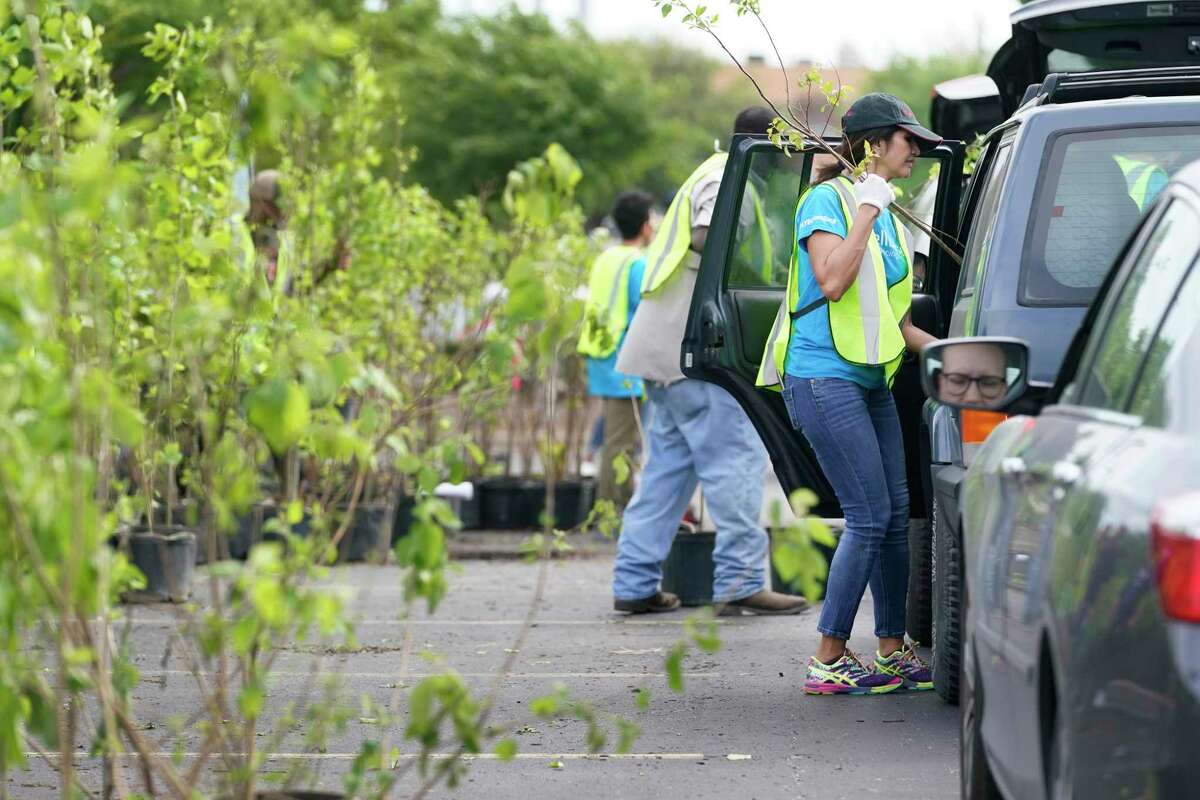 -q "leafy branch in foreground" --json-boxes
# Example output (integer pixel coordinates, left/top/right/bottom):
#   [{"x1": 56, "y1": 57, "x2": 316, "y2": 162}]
[{"x1": 652, "y1": 0, "x2": 964, "y2": 261}]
